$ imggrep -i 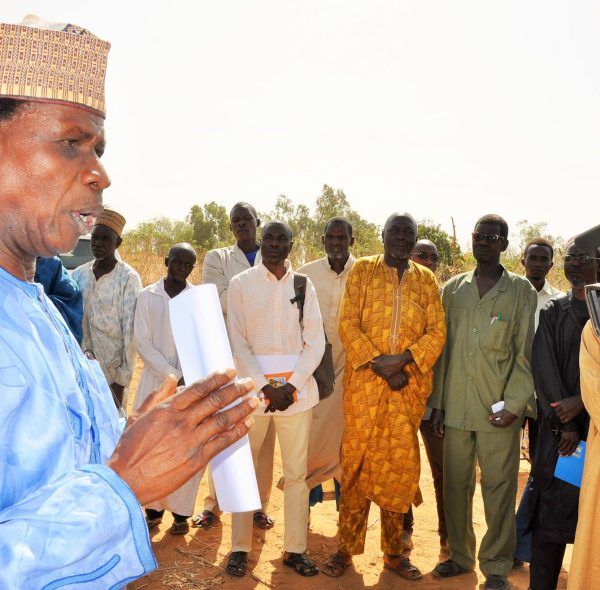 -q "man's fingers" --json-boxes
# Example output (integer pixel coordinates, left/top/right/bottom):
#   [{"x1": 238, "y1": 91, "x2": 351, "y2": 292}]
[
  {"x1": 171, "y1": 369, "x2": 239, "y2": 411},
  {"x1": 135, "y1": 374, "x2": 178, "y2": 415},
  {"x1": 185, "y1": 377, "x2": 255, "y2": 423},
  {"x1": 196, "y1": 396, "x2": 258, "y2": 440},
  {"x1": 198, "y1": 417, "x2": 254, "y2": 465}
]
